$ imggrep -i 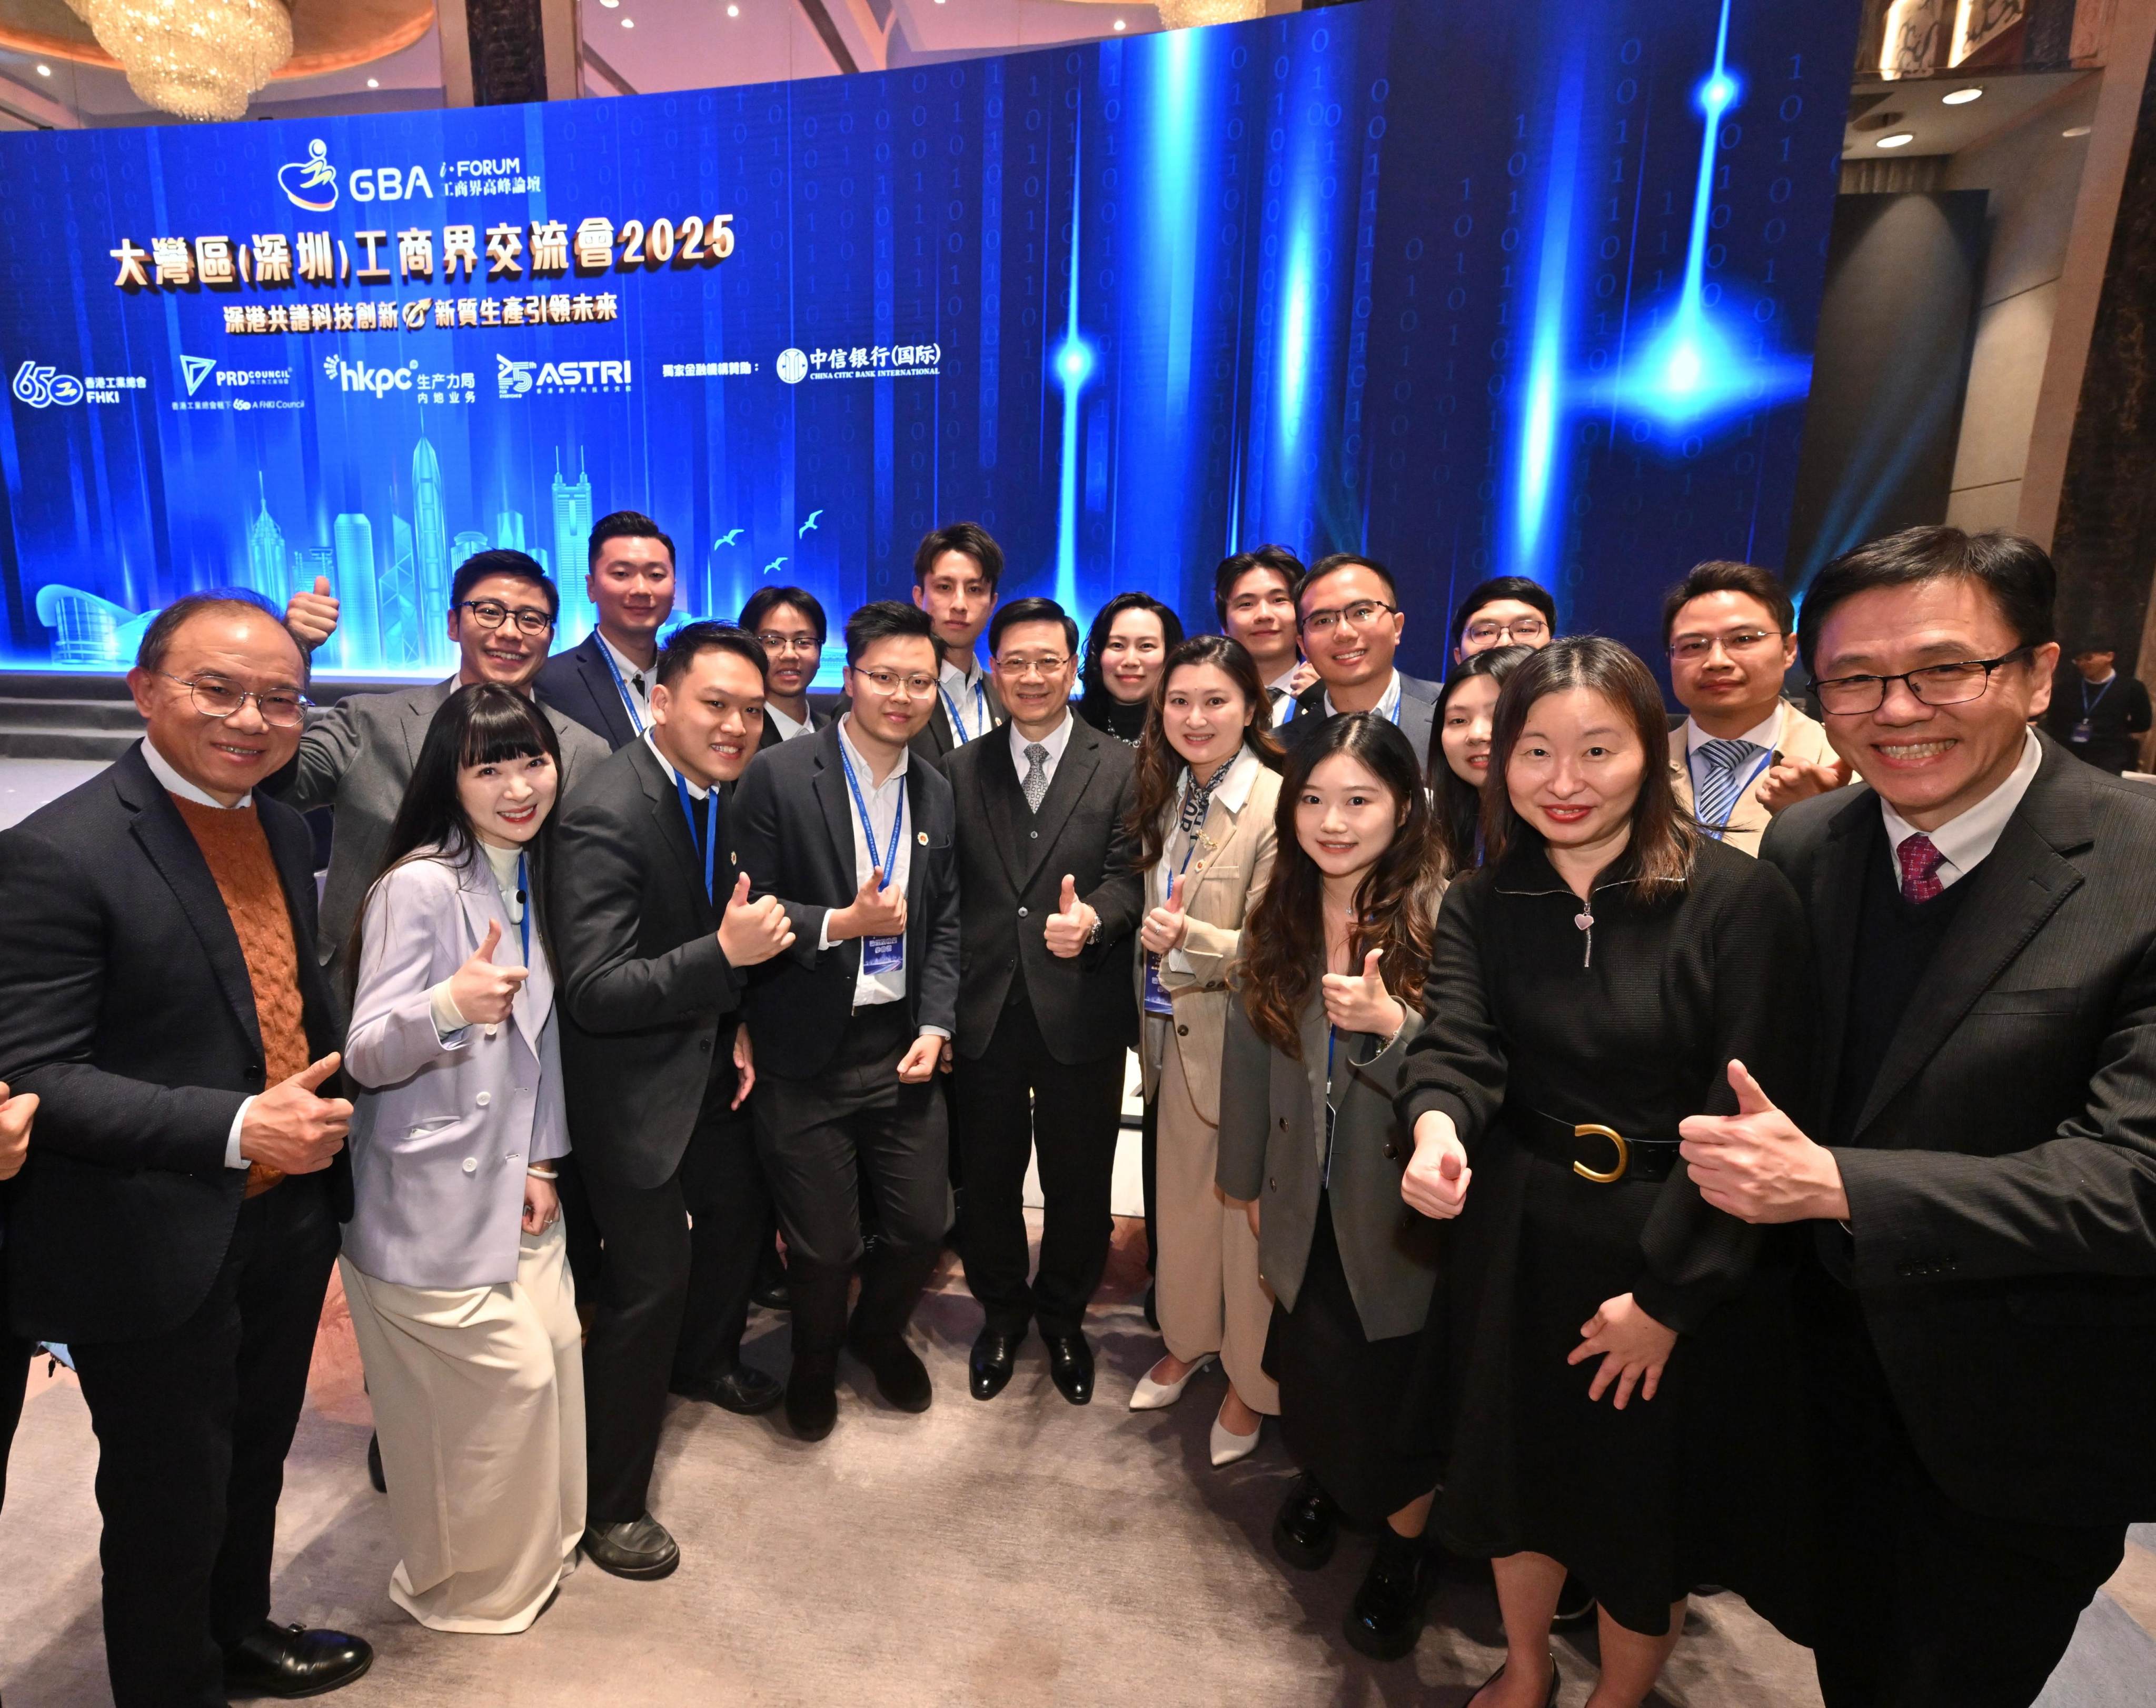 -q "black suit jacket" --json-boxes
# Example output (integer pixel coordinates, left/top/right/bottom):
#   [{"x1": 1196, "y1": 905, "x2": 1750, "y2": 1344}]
[
  {"x1": 913, "y1": 670, "x2": 1005, "y2": 767},
  {"x1": 1286, "y1": 672, "x2": 1442, "y2": 776},
  {"x1": 535, "y1": 631, "x2": 644, "y2": 751},
  {"x1": 730, "y1": 720, "x2": 961, "y2": 1078},
  {"x1": 1761, "y1": 736, "x2": 2156, "y2": 1526},
  {"x1": 754, "y1": 697, "x2": 837, "y2": 754},
  {"x1": 550, "y1": 740, "x2": 746, "y2": 1191},
  {"x1": 0, "y1": 745, "x2": 349, "y2": 1343},
  {"x1": 945, "y1": 718, "x2": 1143, "y2": 1064}
]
